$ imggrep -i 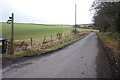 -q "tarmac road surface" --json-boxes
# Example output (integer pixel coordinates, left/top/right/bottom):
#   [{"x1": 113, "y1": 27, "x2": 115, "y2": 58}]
[{"x1": 3, "y1": 33, "x2": 112, "y2": 78}]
